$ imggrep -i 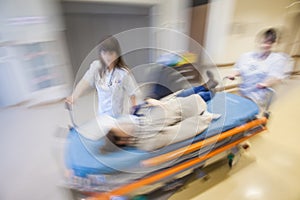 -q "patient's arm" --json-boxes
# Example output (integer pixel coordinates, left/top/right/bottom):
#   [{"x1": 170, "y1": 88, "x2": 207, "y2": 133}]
[{"x1": 145, "y1": 98, "x2": 164, "y2": 107}]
